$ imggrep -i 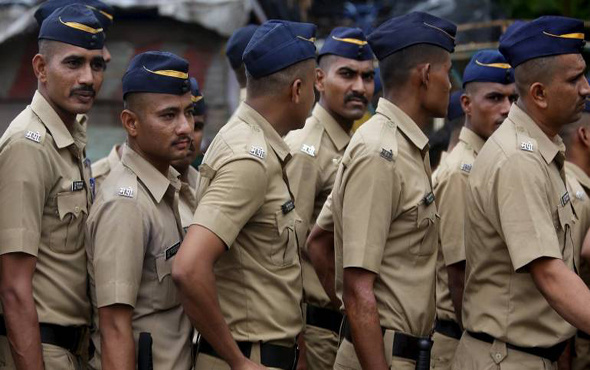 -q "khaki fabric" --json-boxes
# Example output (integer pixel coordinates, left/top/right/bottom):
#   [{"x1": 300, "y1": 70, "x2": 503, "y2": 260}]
[
  {"x1": 452, "y1": 332, "x2": 557, "y2": 370},
  {"x1": 316, "y1": 194, "x2": 334, "y2": 232},
  {"x1": 0, "y1": 337, "x2": 84, "y2": 370},
  {"x1": 0, "y1": 91, "x2": 92, "y2": 327},
  {"x1": 432, "y1": 127, "x2": 484, "y2": 323},
  {"x1": 573, "y1": 336, "x2": 590, "y2": 370},
  {"x1": 462, "y1": 104, "x2": 576, "y2": 349},
  {"x1": 431, "y1": 331, "x2": 459, "y2": 370},
  {"x1": 91, "y1": 144, "x2": 121, "y2": 194},
  {"x1": 332, "y1": 98, "x2": 438, "y2": 335},
  {"x1": 195, "y1": 343, "x2": 284, "y2": 370},
  {"x1": 333, "y1": 334, "x2": 416, "y2": 370},
  {"x1": 565, "y1": 162, "x2": 590, "y2": 286},
  {"x1": 192, "y1": 102, "x2": 303, "y2": 345},
  {"x1": 86, "y1": 144, "x2": 192, "y2": 370},
  {"x1": 285, "y1": 103, "x2": 350, "y2": 310},
  {"x1": 302, "y1": 323, "x2": 339, "y2": 370},
  {"x1": 179, "y1": 166, "x2": 198, "y2": 230}
]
